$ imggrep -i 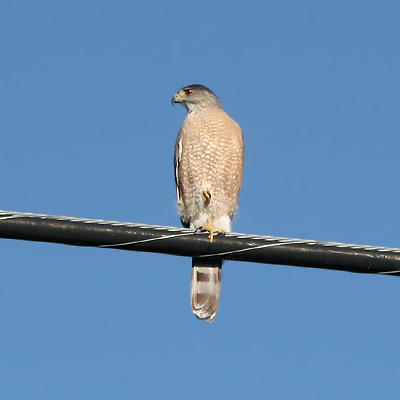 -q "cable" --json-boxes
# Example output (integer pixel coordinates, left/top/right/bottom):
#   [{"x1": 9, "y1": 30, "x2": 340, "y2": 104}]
[{"x1": 1, "y1": 209, "x2": 399, "y2": 276}]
